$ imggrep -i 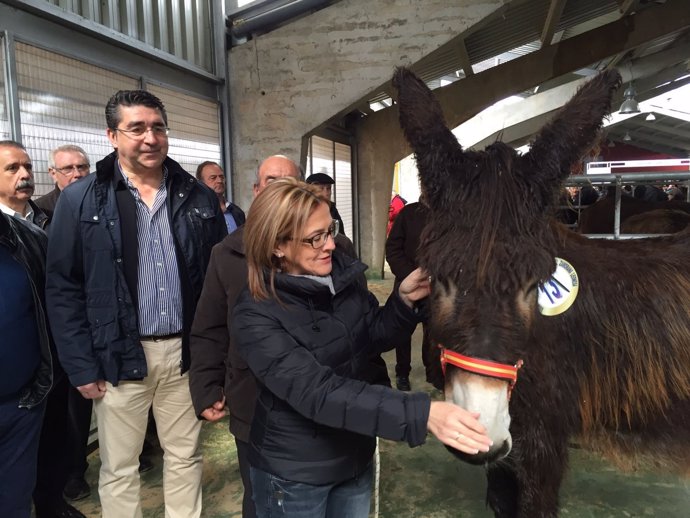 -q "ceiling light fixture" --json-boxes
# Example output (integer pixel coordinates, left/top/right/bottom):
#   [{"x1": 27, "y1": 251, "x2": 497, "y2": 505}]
[
  {"x1": 619, "y1": 62, "x2": 641, "y2": 114},
  {"x1": 623, "y1": 132, "x2": 632, "y2": 141},
  {"x1": 619, "y1": 84, "x2": 641, "y2": 114},
  {"x1": 645, "y1": 112, "x2": 656, "y2": 121}
]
